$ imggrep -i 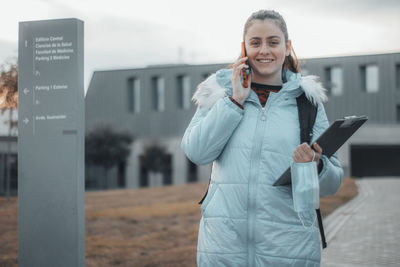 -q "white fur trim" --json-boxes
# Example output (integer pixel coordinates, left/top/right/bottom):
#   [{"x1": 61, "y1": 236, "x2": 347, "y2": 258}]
[
  {"x1": 192, "y1": 73, "x2": 328, "y2": 108},
  {"x1": 192, "y1": 74, "x2": 226, "y2": 109},
  {"x1": 300, "y1": 75, "x2": 328, "y2": 106}
]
